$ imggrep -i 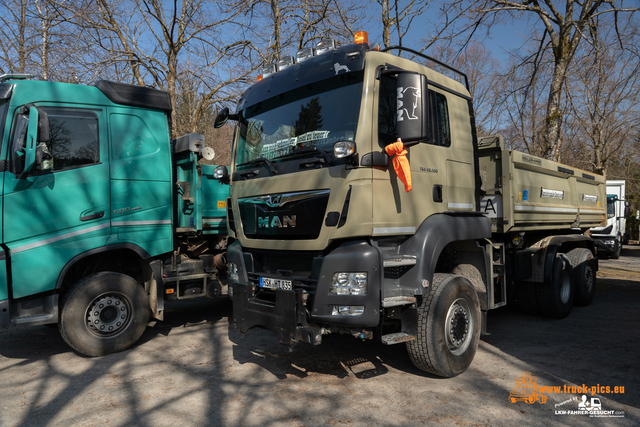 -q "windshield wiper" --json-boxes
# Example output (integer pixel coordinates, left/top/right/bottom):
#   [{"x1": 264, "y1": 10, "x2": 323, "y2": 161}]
[
  {"x1": 274, "y1": 146, "x2": 333, "y2": 167},
  {"x1": 236, "y1": 157, "x2": 277, "y2": 175}
]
